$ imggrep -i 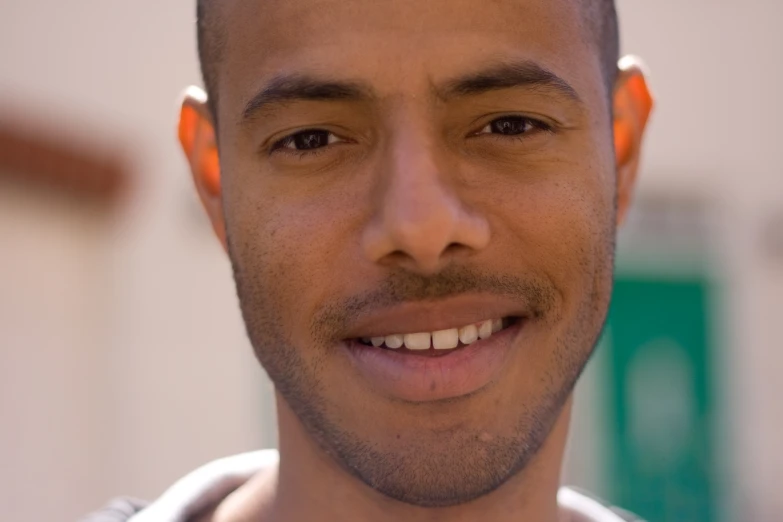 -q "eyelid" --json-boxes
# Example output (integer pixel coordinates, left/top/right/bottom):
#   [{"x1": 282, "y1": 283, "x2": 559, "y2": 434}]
[
  {"x1": 267, "y1": 128, "x2": 348, "y2": 157},
  {"x1": 470, "y1": 115, "x2": 553, "y2": 137},
  {"x1": 277, "y1": 130, "x2": 341, "y2": 150}
]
